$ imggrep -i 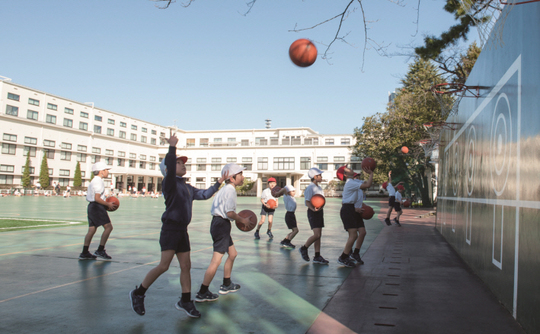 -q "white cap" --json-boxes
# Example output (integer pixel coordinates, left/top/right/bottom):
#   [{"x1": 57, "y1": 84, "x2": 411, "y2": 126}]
[
  {"x1": 91, "y1": 161, "x2": 112, "y2": 172},
  {"x1": 284, "y1": 185, "x2": 295, "y2": 192},
  {"x1": 221, "y1": 163, "x2": 245, "y2": 178},
  {"x1": 159, "y1": 156, "x2": 188, "y2": 177},
  {"x1": 307, "y1": 167, "x2": 323, "y2": 178}
]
